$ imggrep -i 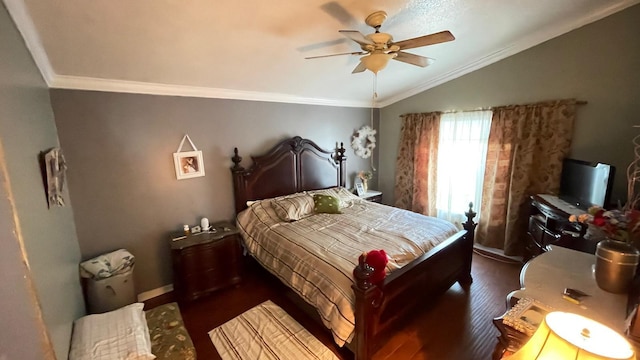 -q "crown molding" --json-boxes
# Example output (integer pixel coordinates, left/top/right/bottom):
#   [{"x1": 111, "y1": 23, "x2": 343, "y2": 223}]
[
  {"x1": 50, "y1": 75, "x2": 372, "y2": 108},
  {"x1": 6, "y1": 0, "x2": 639, "y2": 109},
  {"x1": 378, "y1": 0, "x2": 640, "y2": 108},
  {"x1": 3, "y1": 0, "x2": 55, "y2": 85}
]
